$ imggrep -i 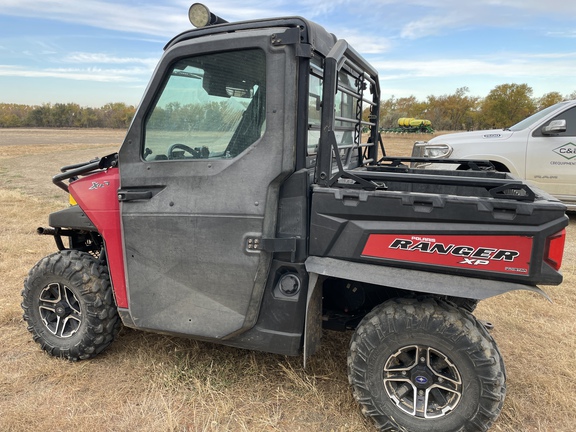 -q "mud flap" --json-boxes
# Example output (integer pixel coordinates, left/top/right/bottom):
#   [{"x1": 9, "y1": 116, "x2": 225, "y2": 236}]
[{"x1": 304, "y1": 272, "x2": 322, "y2": 368}]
